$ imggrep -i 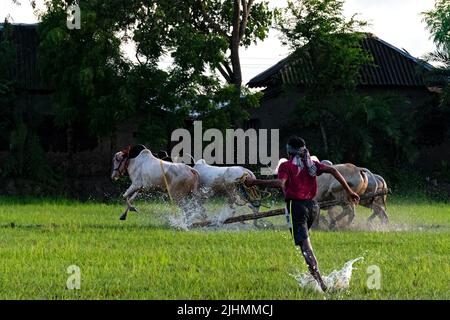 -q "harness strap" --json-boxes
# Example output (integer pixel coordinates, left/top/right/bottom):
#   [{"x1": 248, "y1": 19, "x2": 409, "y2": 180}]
[
  {"x1": 113, "y1": 157, "x2": 129, "y2": 175},
  {"x1": 160, "y1": 159, "x2": 174, "y2": 202}
]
